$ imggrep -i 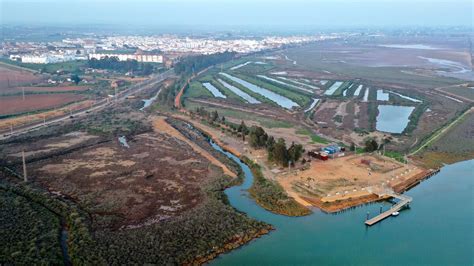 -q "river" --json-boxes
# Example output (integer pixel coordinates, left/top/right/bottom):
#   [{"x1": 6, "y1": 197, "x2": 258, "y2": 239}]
[{"x1": 209, "y1": 141, "x2": 473, "y2": 265}]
